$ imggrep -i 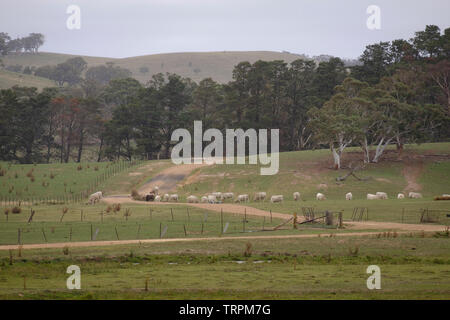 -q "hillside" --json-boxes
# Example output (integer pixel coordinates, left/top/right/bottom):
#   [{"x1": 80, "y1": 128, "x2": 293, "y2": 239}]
[
  {"x1": 1, "y1": 50, "x2": 312, "y2": 85},
  {"x1": 0, "y1": 69, "x2": 55, "y2": 90}
]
